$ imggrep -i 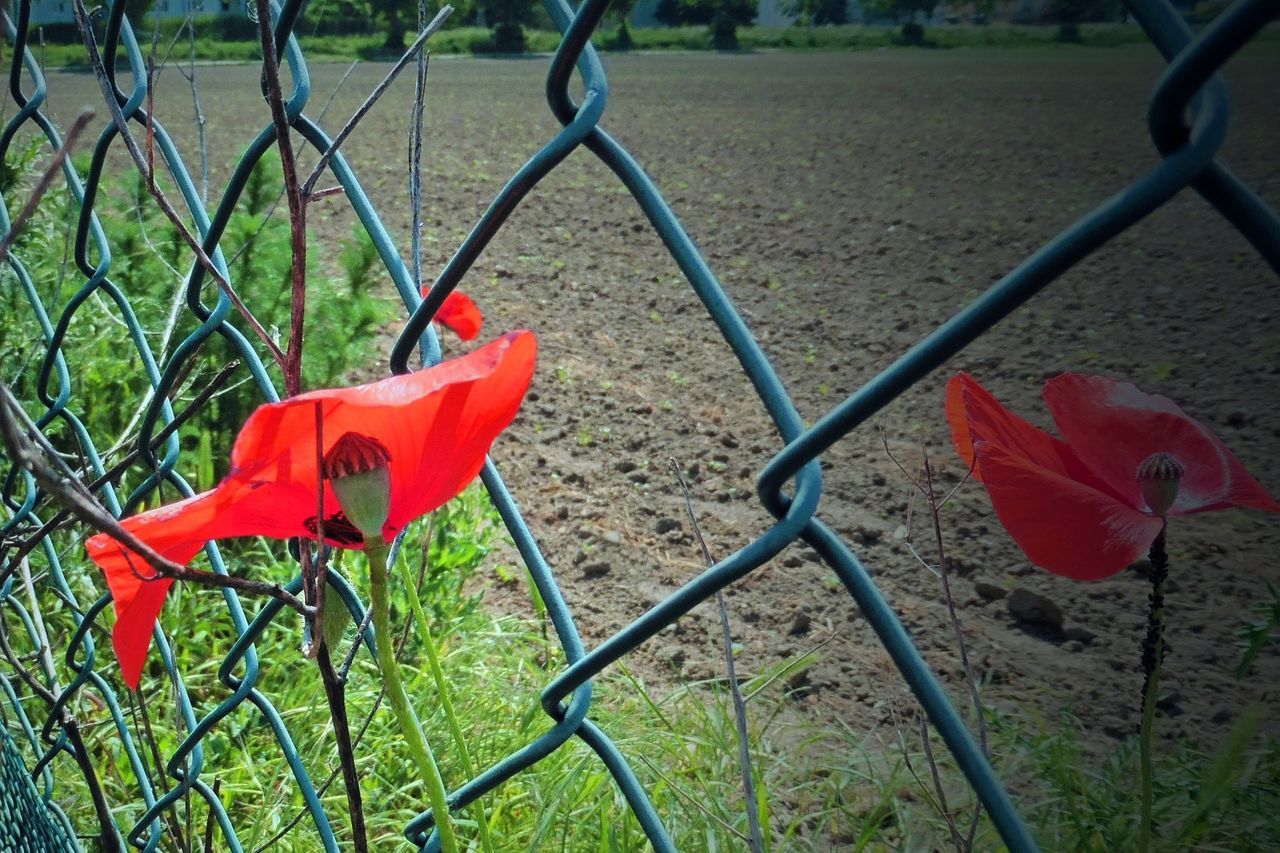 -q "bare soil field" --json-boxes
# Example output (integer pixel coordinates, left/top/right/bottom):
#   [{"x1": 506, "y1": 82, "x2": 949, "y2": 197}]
[{"x1": 44, "y1": 43, "x2": 1280, "y2": 783}]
